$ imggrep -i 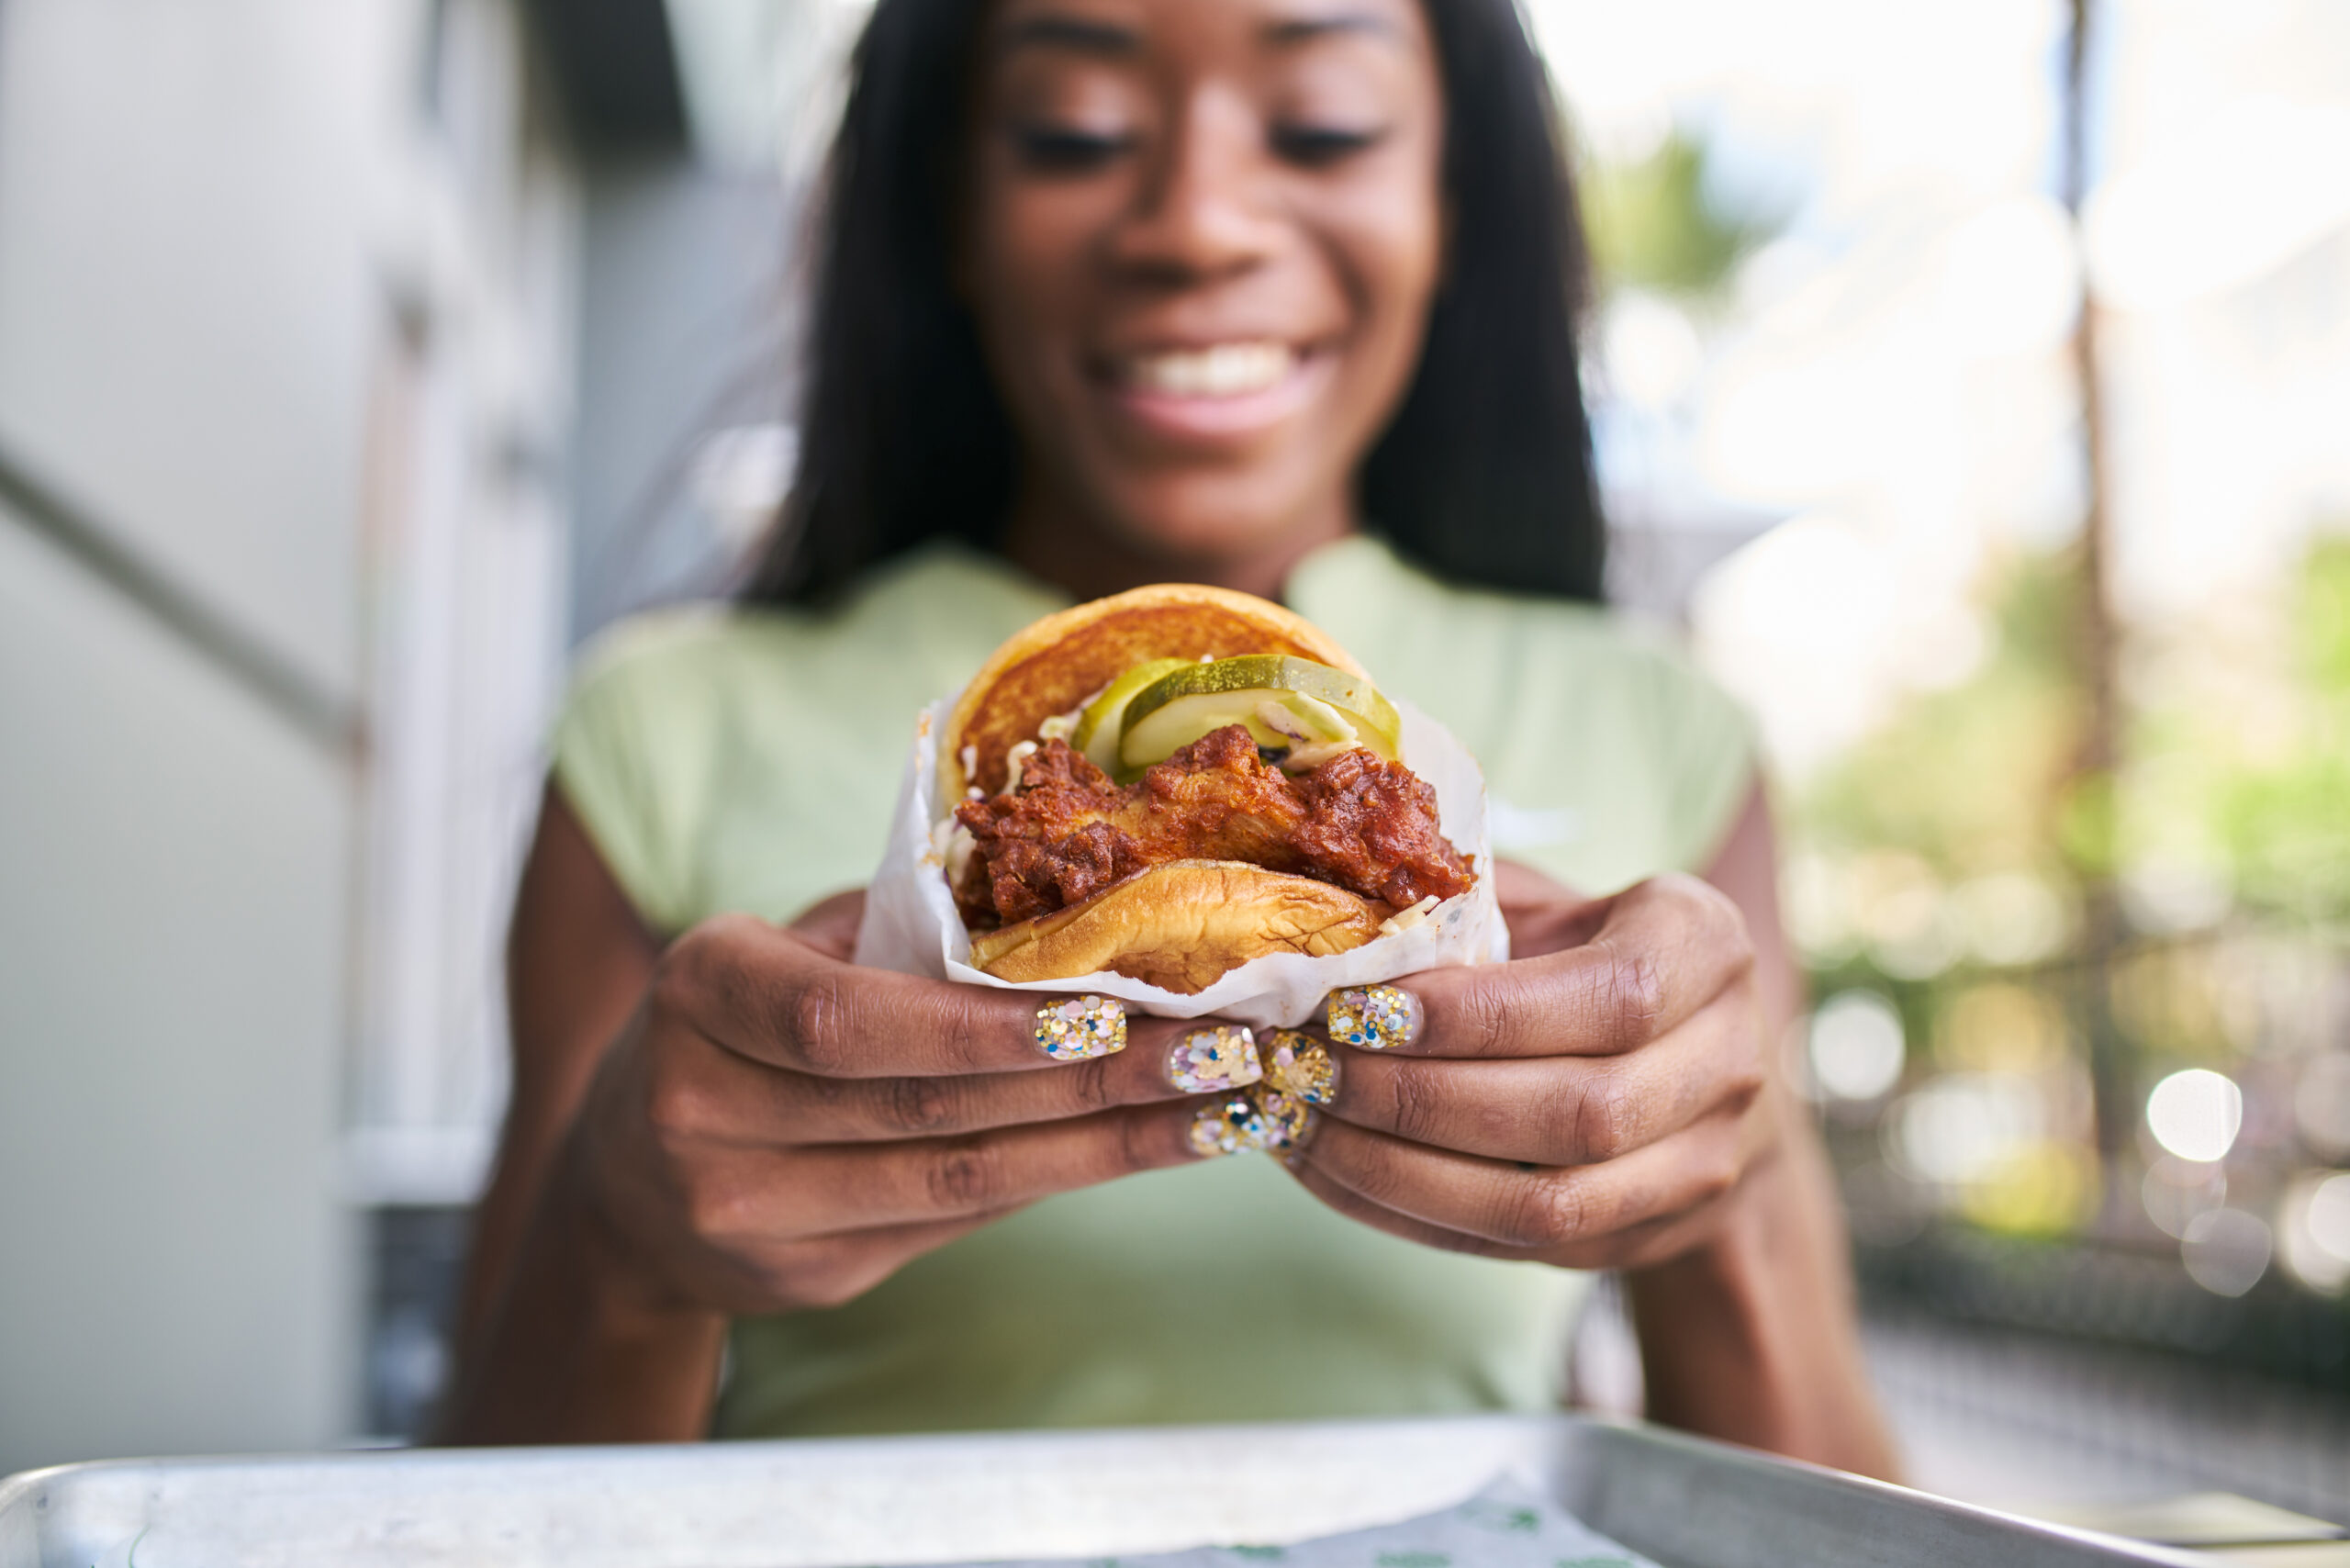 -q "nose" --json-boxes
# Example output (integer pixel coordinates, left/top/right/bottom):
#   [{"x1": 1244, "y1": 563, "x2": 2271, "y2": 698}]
[{"x1": 1109, "y1": 88, "x2": 1282, "y2": 285}]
